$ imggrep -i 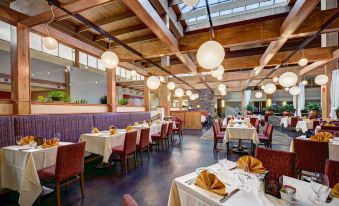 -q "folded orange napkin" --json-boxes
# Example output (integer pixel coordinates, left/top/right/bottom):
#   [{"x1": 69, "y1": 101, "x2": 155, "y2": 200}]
[
  {"x1": 91, "y1": 127, "x2": 99, "y2": 134},
  {"x1": 126, "y1": 125, "x2": 133, "y2": 132},
  {"x1": 195, "y1": 170, "x2": 226, "y2": 195},
  {"x1": 42, "y1": 138, "x2": 59, "y2": 149},
  {"x1": 325, "y1": 123, "x2": 336, "y2": 127},
  {"x1": 237, "y1": 156, "x2": 266, "y2": 174},
  {"x1": 332, "y1": 183, "x2": 339, "y2": 198},
  {"x1": 109, "y1": 128, "x2": 118, "y2": 135},
  {"x1": 18, "y1": 136, "x2": 35, "y2": 145},
  {"x1": 310, "y1": 132, "x2": 333, "y2": 142}
]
